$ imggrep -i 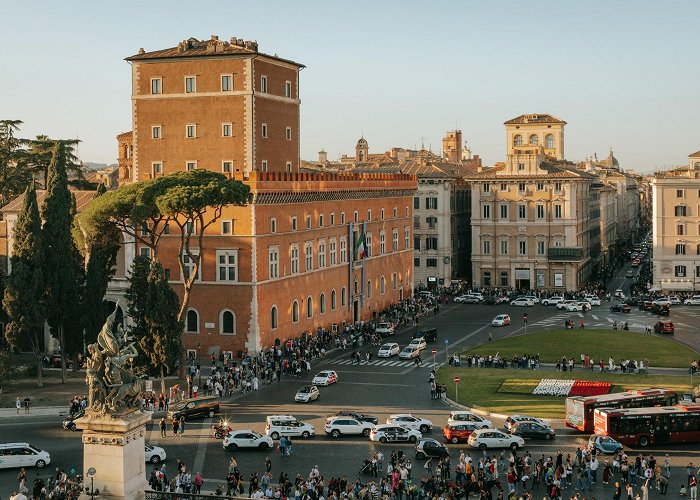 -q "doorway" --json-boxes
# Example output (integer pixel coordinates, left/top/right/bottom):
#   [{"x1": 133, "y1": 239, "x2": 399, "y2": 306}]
[{"x1": 353, "y1": 300, "x2": 360, "y2": 323}]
